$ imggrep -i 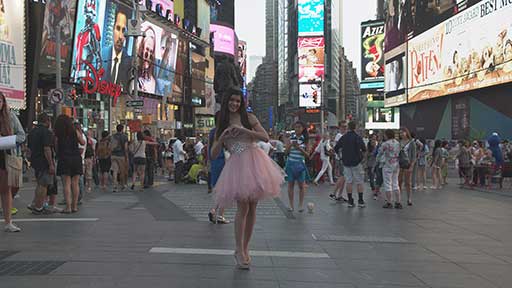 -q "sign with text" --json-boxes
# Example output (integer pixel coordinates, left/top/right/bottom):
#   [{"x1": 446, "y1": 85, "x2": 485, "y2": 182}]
[{"x1": 361, "y1": 20, "x2": 385, "y2": 90}]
